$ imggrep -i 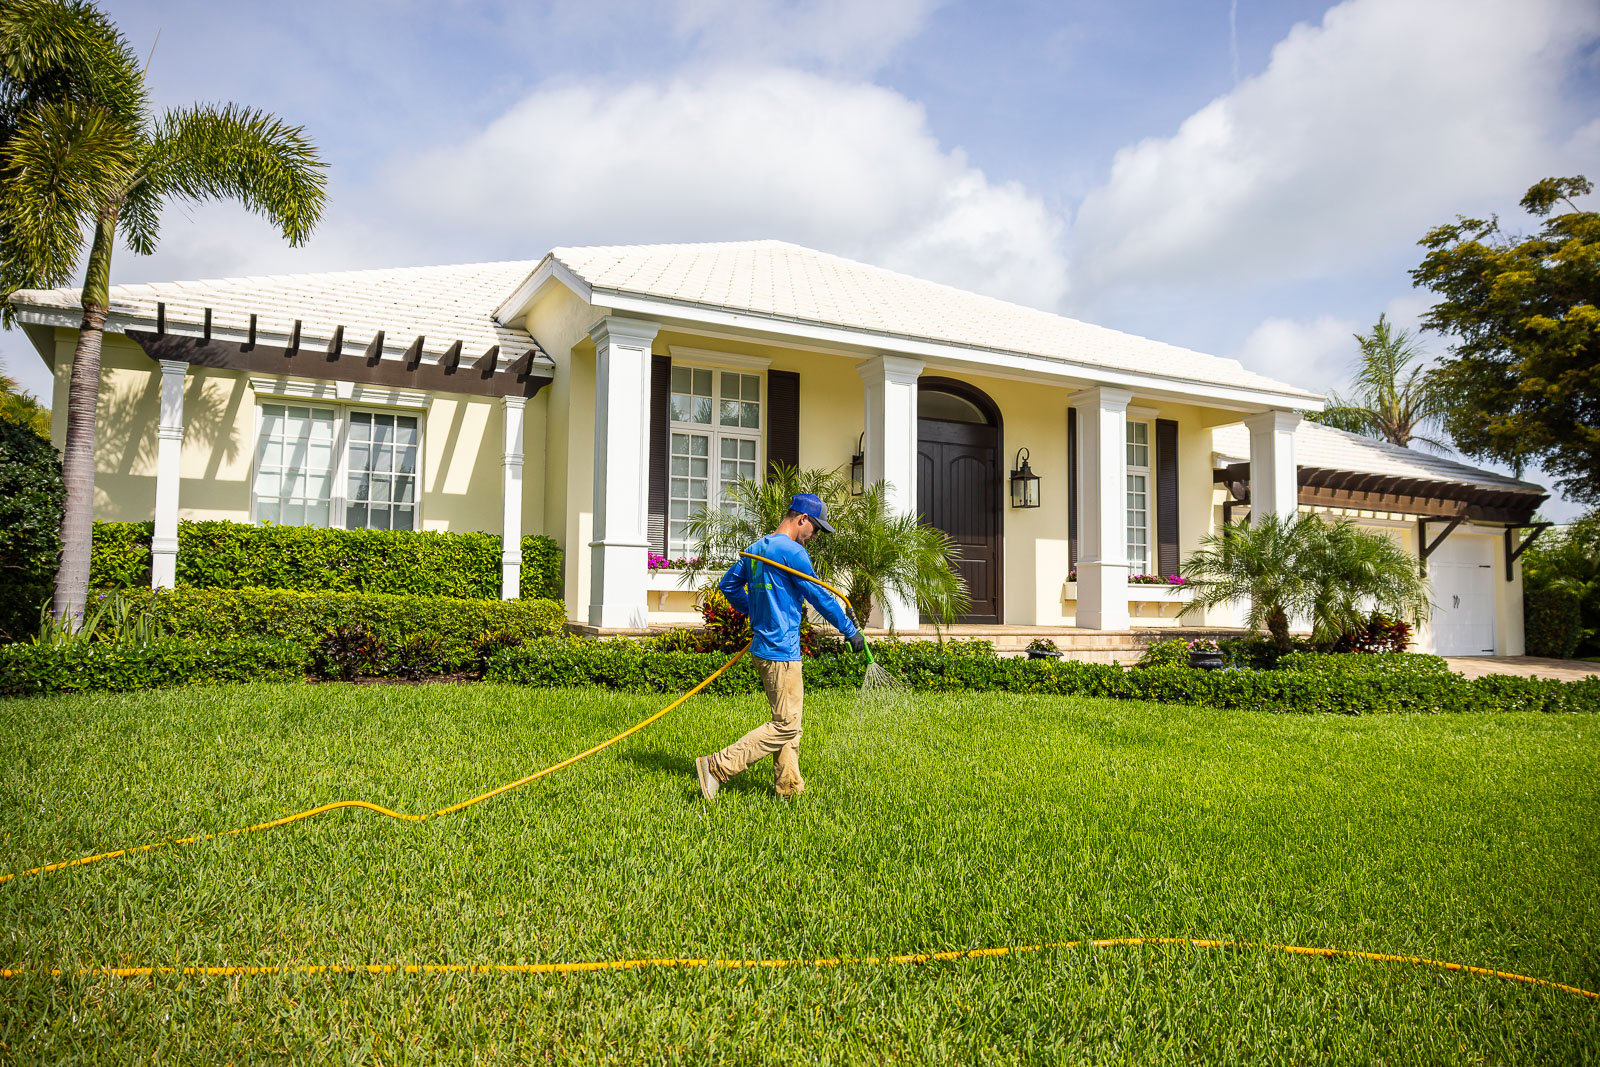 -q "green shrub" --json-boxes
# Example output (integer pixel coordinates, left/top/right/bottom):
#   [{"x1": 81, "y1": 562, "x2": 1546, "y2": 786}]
[
  {"x1": 313, "y1": 622, "x2": 388, "y2": 682},
  {"x1": 1277, "y1": 652, "x2": 1451, "y2": 678},
  {"x1": 104, "y1": 587, "x2": 565, "y2": 678},
  {"x1": 0, "y1": 637, "x2": 309, "y2": 697},
  {"x1": 88, "y1": 519, "x2": 564, "y2": 603},
  {"x1": 1525, "y1": 587, "x2": 1583, "y2": 659},
  {"x1": 0, "y1": 419, "x2": 64, "y2": 641},
  {"x1": 482, "y1": 638, "x2": 1600, "y2": 714},
  {"x1": 1136, "y1": 639, "x2": 1191, "y2": 669}
]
